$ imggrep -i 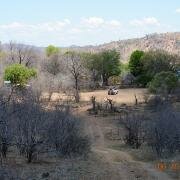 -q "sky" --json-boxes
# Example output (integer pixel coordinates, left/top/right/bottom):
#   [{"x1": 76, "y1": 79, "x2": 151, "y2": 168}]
[{"x1": 0, "y1": 0, "x2": 180, "y2": 46}]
